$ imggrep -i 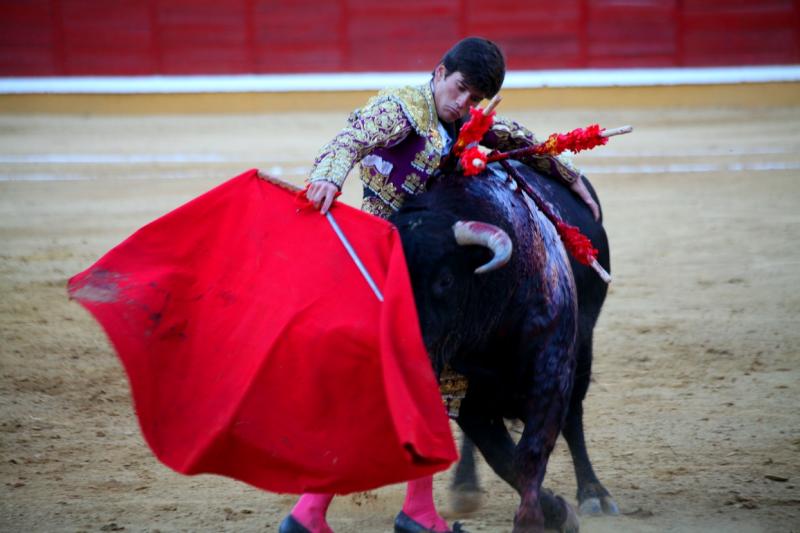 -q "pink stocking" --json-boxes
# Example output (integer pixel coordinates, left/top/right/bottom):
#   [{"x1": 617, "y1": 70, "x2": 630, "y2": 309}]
[
  {"x1": 402, "y1": 476, "x2": 450, "y2": 532},
  {"x1": 290, "y1": 493, "x2": 335, "y2": 533}
]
